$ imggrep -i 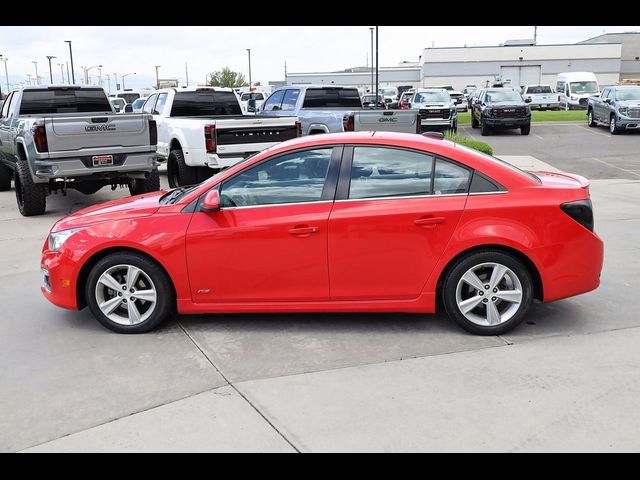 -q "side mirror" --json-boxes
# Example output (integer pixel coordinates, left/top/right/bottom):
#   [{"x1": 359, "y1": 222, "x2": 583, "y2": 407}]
[
  {"x1": 525, "y1": 97, "x2": 532, "y2": 103},
  {"x1": 202, "y1": 190, "x2": 220, "y2": 212}
]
